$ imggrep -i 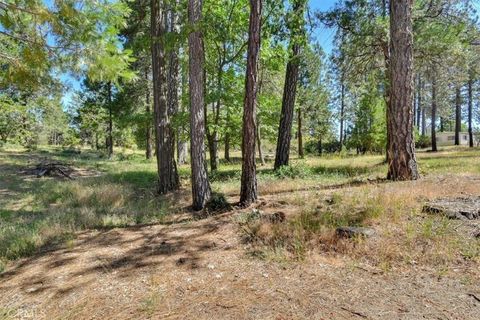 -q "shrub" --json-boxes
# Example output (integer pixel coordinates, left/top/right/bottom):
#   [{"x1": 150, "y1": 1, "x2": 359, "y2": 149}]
[
  {"x1": 305, "y1": 140, "x2": 342, "y2": 155},
  {"x1": 206, "y1": 192, "x2": 231, "y2": 212},
  {"x1": 416, "y1": 135, "x2": 431, "y2": 149},
  {"x1": 274, "y1": 163, "x2": 311, "y2": 179}
]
